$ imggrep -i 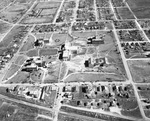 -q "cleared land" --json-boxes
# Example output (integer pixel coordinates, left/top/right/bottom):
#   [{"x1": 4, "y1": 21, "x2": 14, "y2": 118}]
[
  {"x1": 0, "y1": 97, "x2": 53, "y2": 121},
  {"x1": 20, "y1": 34, "x2": 35, "y2": 52},
  {"x1": 2, "y1": 64, "x2": 20, "y2": 81},
  {"x1": 128, "y1": 60, "x2": 150, "y2": 83}
]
